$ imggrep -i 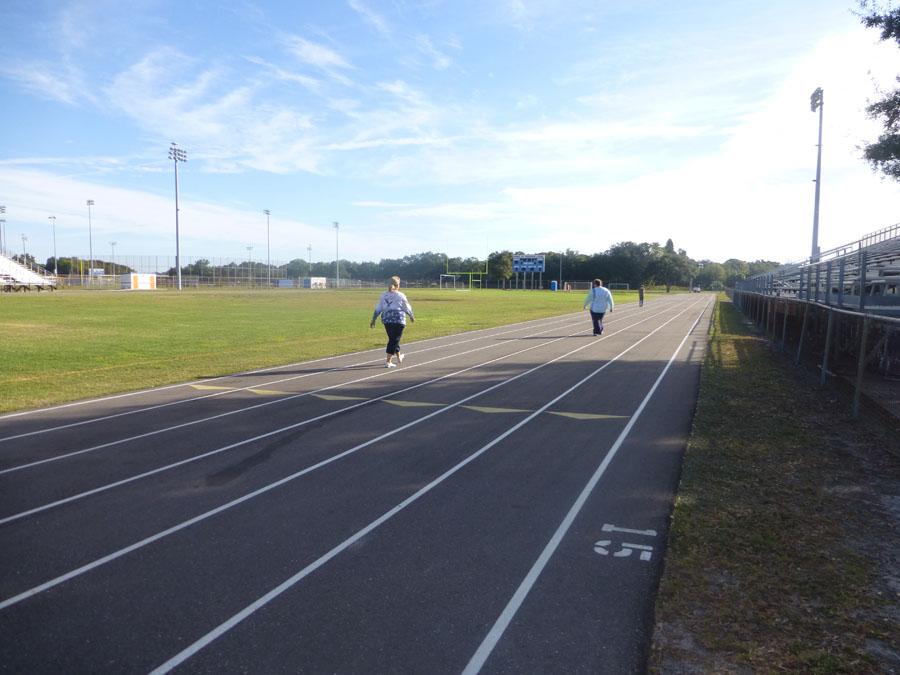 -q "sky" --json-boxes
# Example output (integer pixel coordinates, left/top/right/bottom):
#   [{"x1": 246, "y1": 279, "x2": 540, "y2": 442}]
[{"x1": 1, "y1": 0, "x2": 899, "y2": 269}]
